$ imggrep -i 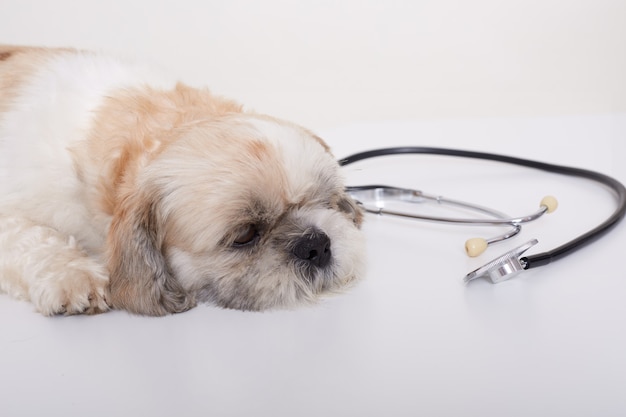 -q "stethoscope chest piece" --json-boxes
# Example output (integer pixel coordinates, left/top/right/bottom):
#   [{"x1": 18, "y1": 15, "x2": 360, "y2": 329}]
[{"x1": 464, "y1": 239, "x2": 538, "y2": 284}]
